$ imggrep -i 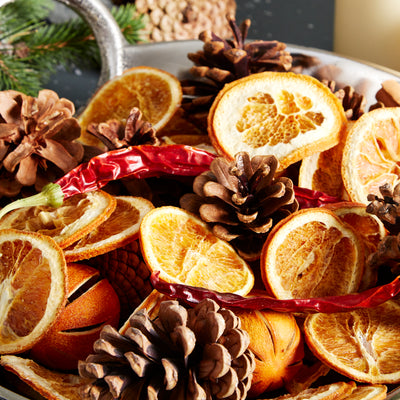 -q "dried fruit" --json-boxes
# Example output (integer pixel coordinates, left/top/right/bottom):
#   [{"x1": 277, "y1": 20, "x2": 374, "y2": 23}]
[
  {"x1": 30, "y1": 263, "x2": 120, "y2": 371},
  {"x1": 208, "y1": 71, "x2": 347, "y2": 171},
  {"x1": 63, "y1": 196, "x2": 154, "y2": 262},
  {"x1": 0, "y1": 355, "x2": 90, "y2": 400},
  {"x1": 0, "y1": 229, "x2": 67, "y2": 354},
  {"x1": 342, "y1": 108, "x2": 400, "y2": 204},
  {"x1": 77, "y1": 66, "x2": 182, "y2": 147},
  {"x1": 237, "y1": 310, "x2": 304, "y2": 397},
  {"x1": 305, "y1": 300, "x2": 400, "y2": 384},
  {"x1": 0, "y1": 190, "x2": 116, "y2": 249},
  {"x1": 139, "y1": 205, "x2": 254, "y2": 295},
  {"x1": 260, "y1": 208, "x2": 365, "y2": 299}
]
